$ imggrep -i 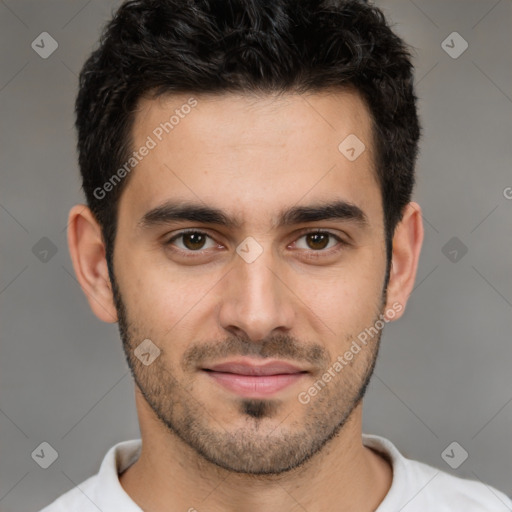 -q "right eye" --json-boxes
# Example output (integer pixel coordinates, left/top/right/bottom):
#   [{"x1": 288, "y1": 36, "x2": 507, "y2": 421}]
[{"x1": 165, "y1": 230, "x2": 219, "y2": 253}]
